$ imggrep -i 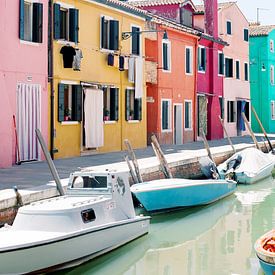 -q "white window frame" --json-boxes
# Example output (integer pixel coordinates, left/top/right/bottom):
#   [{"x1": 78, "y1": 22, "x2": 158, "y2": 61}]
[
  {"x1": 198, "y1": 46, "x2": 206, "y2": 73},
  {"x1": 226, "y1": 20, "x2": 232, "y2": 35},
  {"x1": 161, "y1": 99, "x2": 172, "y2": 132},
  {"x1": 244, "y1": 62, "x2": 249, "y2": 81},
  {"x1": 271, "y1": 101, "x2": 275, "y2": 120},
  {"x1": 185, "y1": 46, "x2": 193, "y2": 76},
  {"x1": 100, "y1": 15, "x2": 114, "y2": 53},
  {"x1": 218, "y1": 51, "x2": 224, "y2": 76},
  {"x1": 184, "y1": 100, "x2": 192, "y2": 130},
  {"x1": 235, "y1": 59, "x2": 240, "y2": 80},
  {"x1": 162, "y1": 39, "x2": 171, "y2": 73},
  {"x1": 130, "y1": 24, "x2": 142, "y2": 56},
  {"x1": 271, "y1": 65, "x2": 275, "y2": 85},
  {"x1": 270, "y1": 39, "x2": 274, "y2": 53}
]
